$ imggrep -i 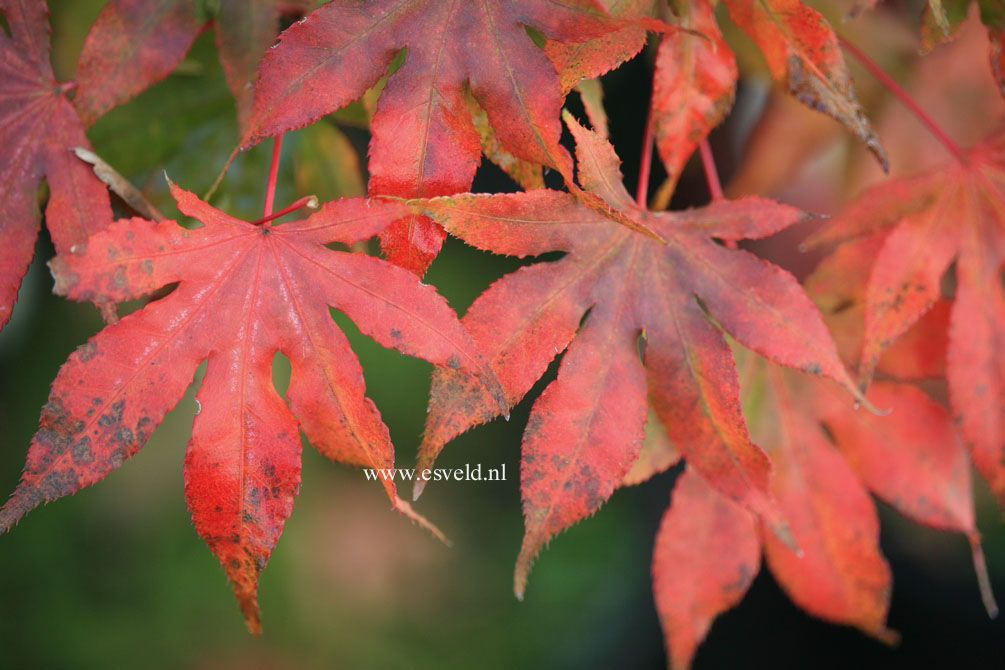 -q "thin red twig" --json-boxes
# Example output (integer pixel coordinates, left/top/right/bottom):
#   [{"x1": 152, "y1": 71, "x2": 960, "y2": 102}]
[
  {"x1": 838, "y1": 35, "x2": 966, "y2": 163},
  {"x1": 264, "y1": 134, "x2": 285, "y2": 217},
  {"x1": 698, "y1": 138, "x2": 724, "y2": 201},
  {"x1": 250, "y1": 195, "x2": 318, "y2": 226},
  {"x1": 700, "y1": 138, "x2": 735, "y2": 248},
  {"x1": 636, "y1": 90, "x2": 656, "y2": 209}
]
